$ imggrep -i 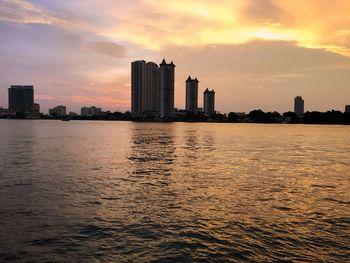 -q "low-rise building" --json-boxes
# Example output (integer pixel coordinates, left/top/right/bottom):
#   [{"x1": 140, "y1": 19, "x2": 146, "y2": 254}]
[
  {"x1": 49, "y1": 105, "x2": 66, "y2": 117},
  {"x1": 345, "y1": 105, "x2": 350, "y2": 113},
  {"x1": 81, "y1": 106, "x2": 102, "y2": 117}
]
